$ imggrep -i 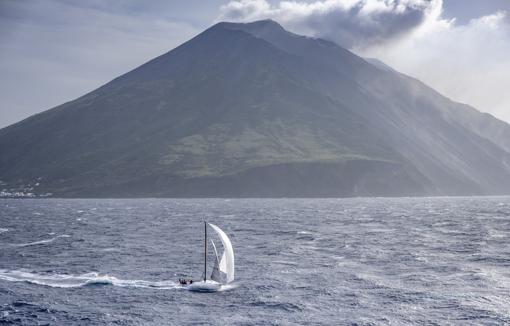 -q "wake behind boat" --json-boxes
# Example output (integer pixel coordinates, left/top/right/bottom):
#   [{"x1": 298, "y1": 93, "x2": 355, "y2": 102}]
[{"x1": 180, "y1": 222, "x2": 235, "y2": 292}]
